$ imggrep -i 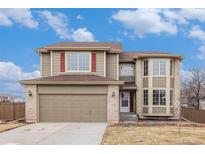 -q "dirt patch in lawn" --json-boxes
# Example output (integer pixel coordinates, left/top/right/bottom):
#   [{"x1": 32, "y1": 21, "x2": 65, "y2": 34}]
[
  {"x1": 0, "y1": 122, "x2": 25, "y2": 133},
  {"x1": 101, "y1": 122, "x2": 205, "y2": 145}
]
